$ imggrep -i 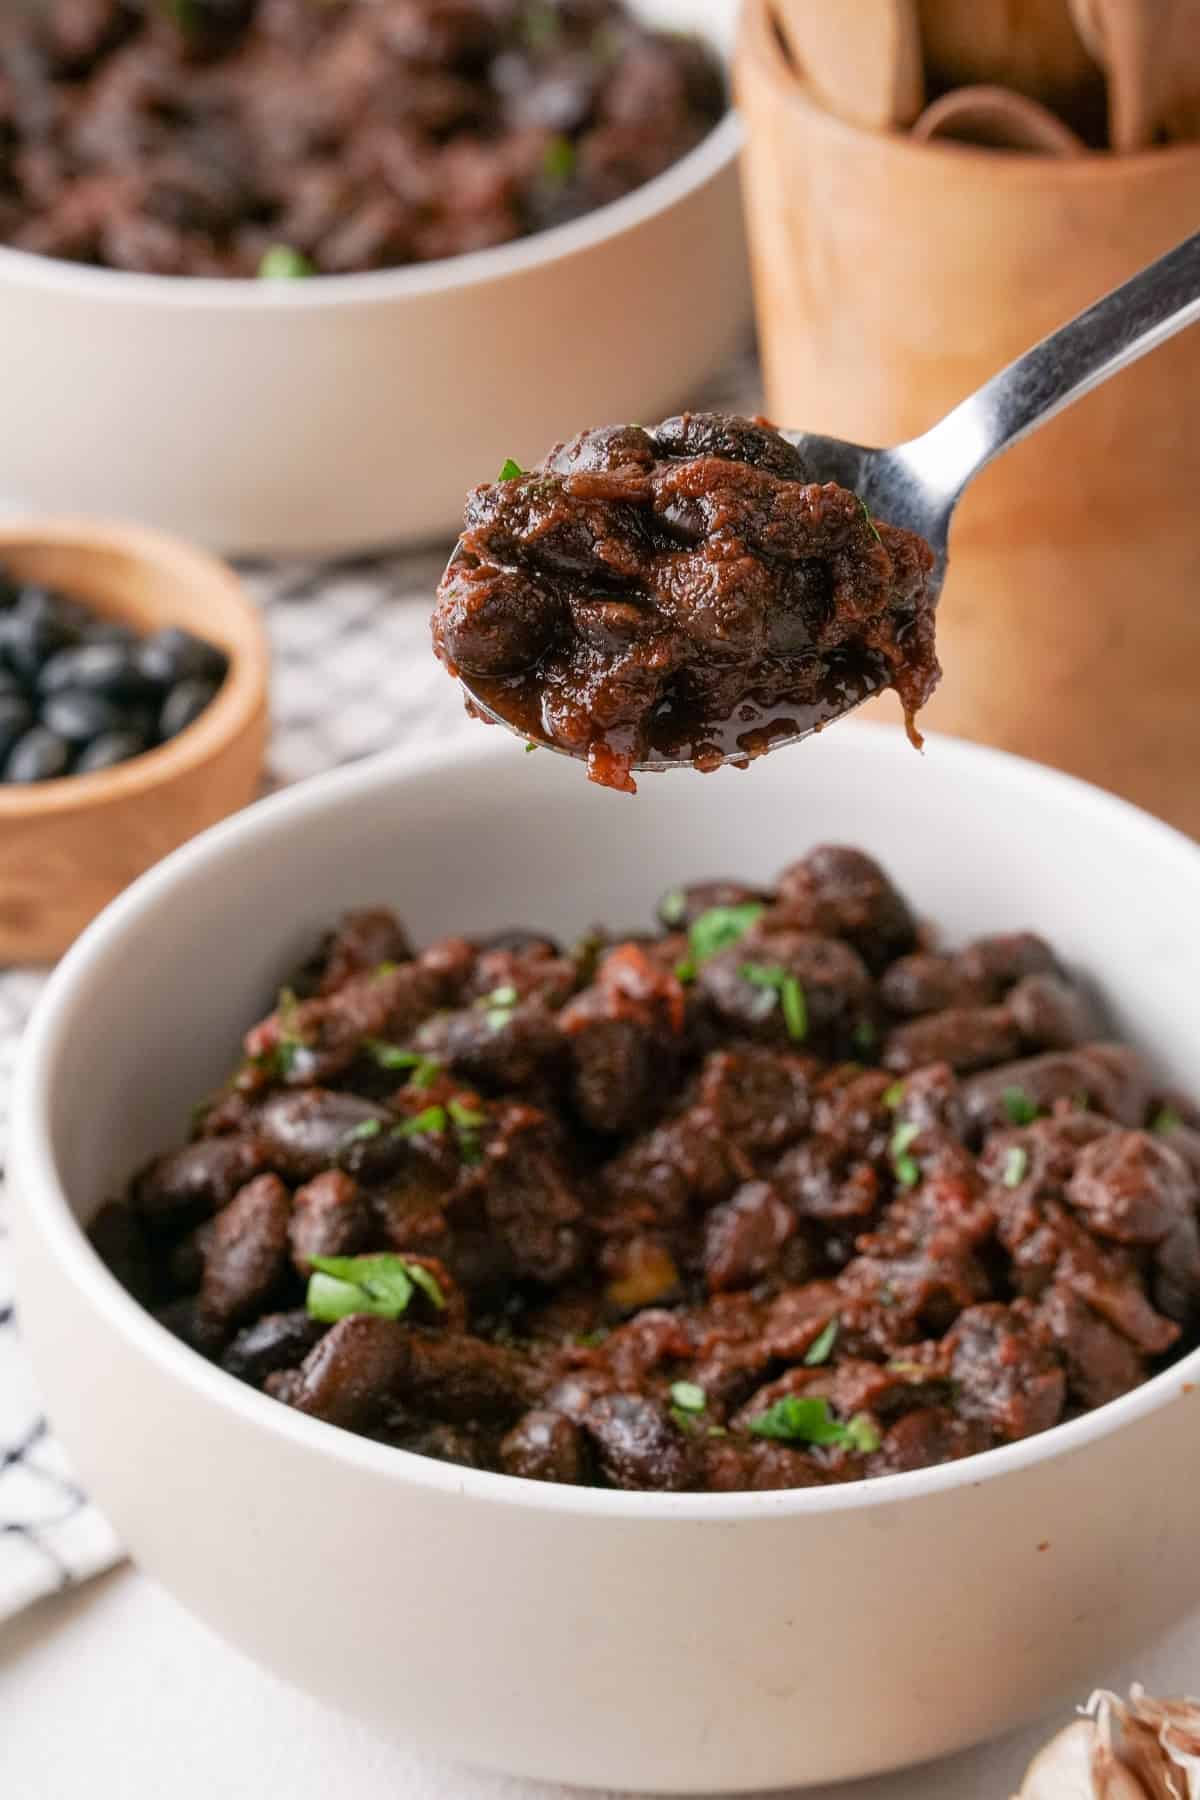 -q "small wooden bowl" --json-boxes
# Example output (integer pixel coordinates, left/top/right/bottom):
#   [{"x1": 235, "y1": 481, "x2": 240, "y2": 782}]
[{"x1": 0, "y1": 519, "x2": 269, "y2": 962}]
